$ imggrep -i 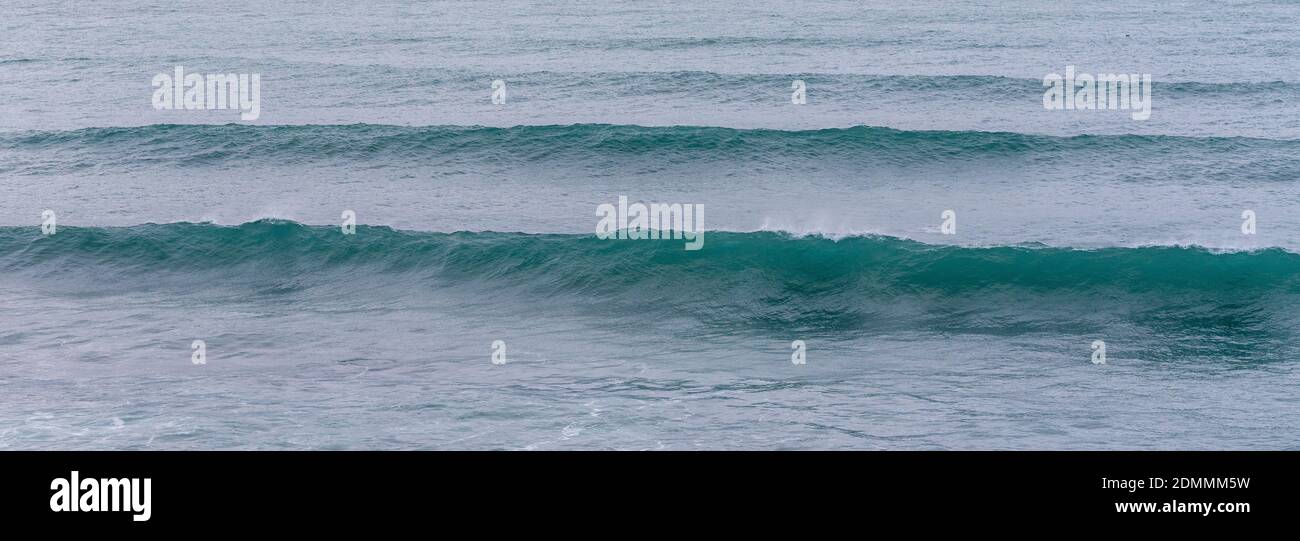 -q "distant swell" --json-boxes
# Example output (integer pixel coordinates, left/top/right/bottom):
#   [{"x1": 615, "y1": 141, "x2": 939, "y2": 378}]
[{"x1": 3, "y1": 123, "x2": 1297, "y2": 174}]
